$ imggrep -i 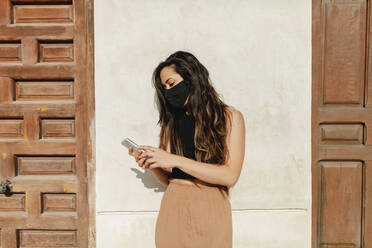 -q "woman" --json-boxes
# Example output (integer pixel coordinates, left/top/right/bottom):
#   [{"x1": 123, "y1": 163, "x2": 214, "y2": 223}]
[{"x1": 128, "y1": 51, "x2": 245, "y2": 248}]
